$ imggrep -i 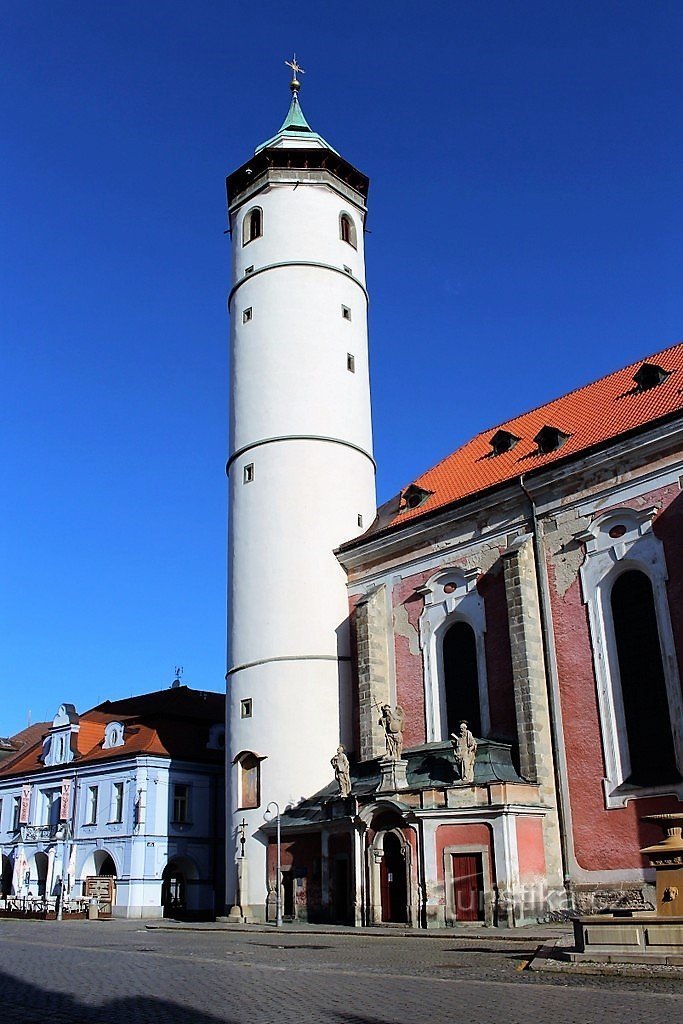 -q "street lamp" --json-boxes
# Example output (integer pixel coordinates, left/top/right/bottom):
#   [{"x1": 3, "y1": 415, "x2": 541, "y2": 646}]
[{"x1": 263, "y1": 801, "x2": 282, "y2": 927}]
